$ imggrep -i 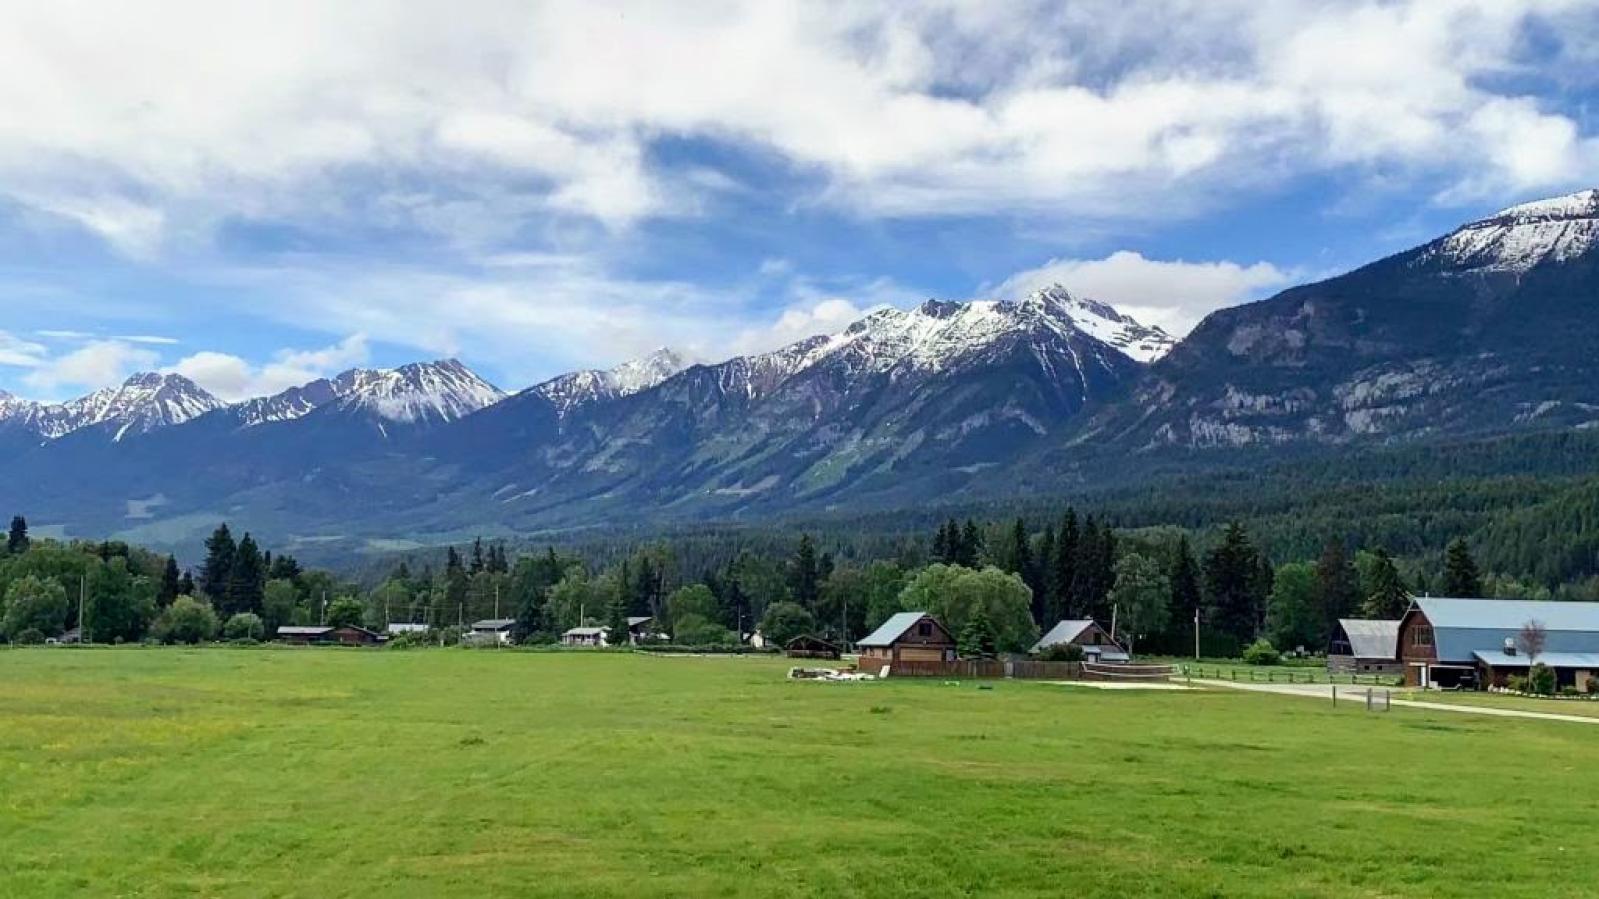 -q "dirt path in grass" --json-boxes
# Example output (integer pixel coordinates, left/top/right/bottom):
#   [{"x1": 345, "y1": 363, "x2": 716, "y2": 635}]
[{"x1": 1197, "y1": 679, "x2": 1599, "y2": 725}]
